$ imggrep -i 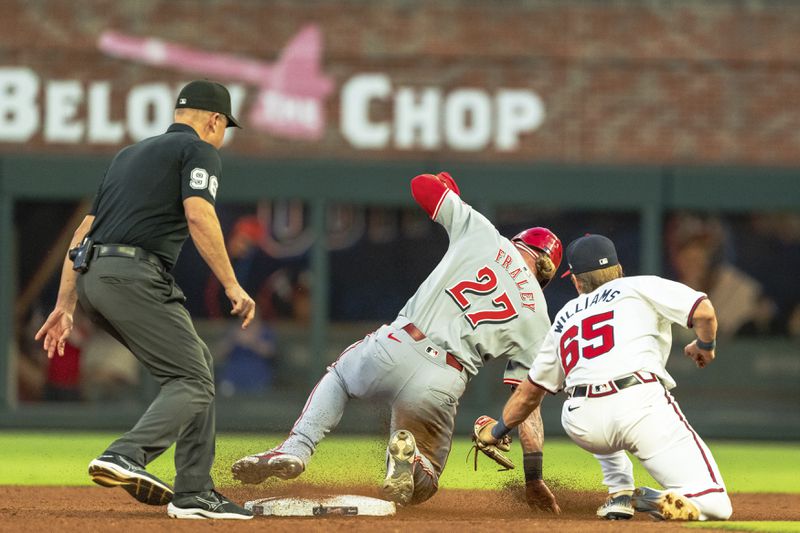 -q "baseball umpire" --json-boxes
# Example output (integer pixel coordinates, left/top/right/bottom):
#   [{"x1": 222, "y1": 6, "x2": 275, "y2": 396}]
[
  {"x1": 474, "y1": 234, "x2": 733, "y2": 521},
  {"x1": 231, "y1": 171, "x2": 562, "y2": 511},
  {"x1": 36, "y1": 80, "x2": 255, "y2": 520}
]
